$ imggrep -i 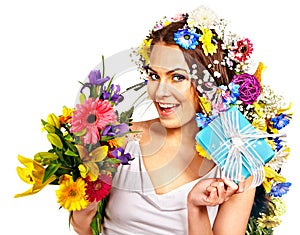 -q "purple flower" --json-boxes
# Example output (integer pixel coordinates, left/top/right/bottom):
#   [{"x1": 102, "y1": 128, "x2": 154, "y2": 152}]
[
  {"x1": 271, "y1": 113, "x2": 291, "y2": 130},
  {"x1": 88, "y1": 70, "x2": 110, "y2": 85},
  {"x1": 102, "y1": 84, "x2": 121, "y2": 103},
  {"x1": 110, "y1": 147, "x2": 133, "y2": 165},
  {"x1": 270, "y1": 182, "x2": 292, "y2": 197},
  {"x1": 102, "y1": 123, "x2": 130, "y2": 137},
  {"x1": 231, "y1": 73, "x2": 261, "y2": 104},
  {"x1": 80, "y1": 70, "x2": 110, "y2": 93}
]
